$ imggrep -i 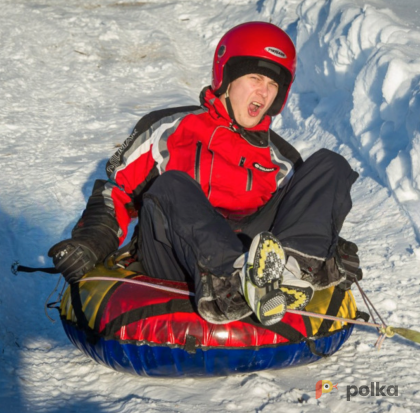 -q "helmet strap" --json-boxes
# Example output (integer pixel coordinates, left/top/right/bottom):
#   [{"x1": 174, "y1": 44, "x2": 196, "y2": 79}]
[
  {"x1": 223, "y1": 87, "x2": 268, "y2": 146},
  {"x1": 223, "y1": 86, "x2": 269, "y2": 147},
  {"x1": 225, "y1": 88, "x2": 252, "y2": 139},
  {"x1": 224, "y1": 88, "x2": 237, "y2": 125}
]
